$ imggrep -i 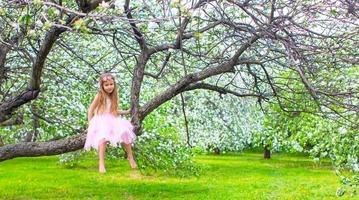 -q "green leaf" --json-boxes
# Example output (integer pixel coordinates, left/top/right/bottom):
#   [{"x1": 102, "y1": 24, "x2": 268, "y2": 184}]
[
  {"x1": 18, "y1": 14, "x2": 32, "y2": 25},
  {"x1": 33, "y1": 0, "x2": 43, "y2": 5},
  {"x1": 0, "y1": 8, "x2": 5, "y2": 16},
  {"x1": 194, "y1": 32, "x2": 202, "y2": 40},
  {"x1": 43, "y1": 21, "x2": 53, "y2": 30},
  {"x1": 48, "y1": 7, "x2": 58, "y2": 20},
  {"x1": 330, "y1": 9, "x2": 338, "y2": 17}
]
